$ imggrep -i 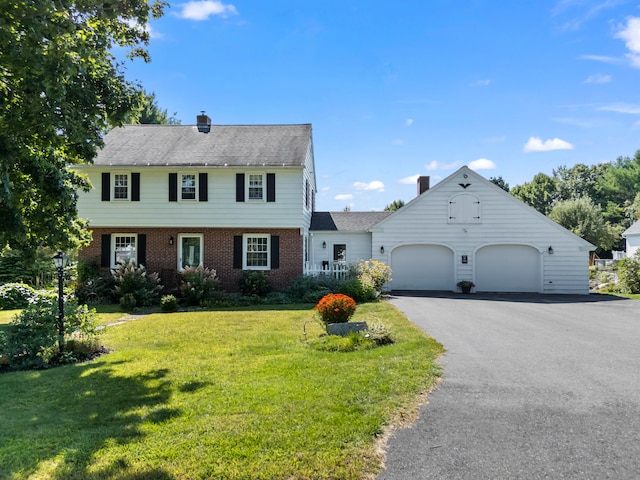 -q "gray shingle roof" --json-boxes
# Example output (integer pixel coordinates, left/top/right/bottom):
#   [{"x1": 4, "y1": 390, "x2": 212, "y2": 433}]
[
  {"x1": 94, "y1": 124, "x2": 312, "y2": 167},
  {"x1": 310, "y1": 211, "x2": 392, "y2": 231},
  {"x1": 623, "y1": 219, "x2": 640, "y2": 236}
]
